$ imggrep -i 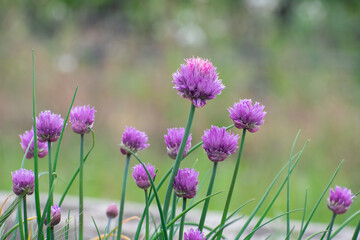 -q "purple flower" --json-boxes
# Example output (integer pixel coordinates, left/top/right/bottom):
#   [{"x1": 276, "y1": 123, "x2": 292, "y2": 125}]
[
  {"x1": 120, "y1": 126, "x2": 150, "y2": 155},
  {"x1": 173, "y1": 168, "x2": 199, "y2": 199},
  {"x1": 184, "y1": 228, "x2": 206, "y2": 240},
  {"x1": 228, "y1": 99, "x2": 266, "y2": 133},
  {"x1": 327, "y1": 186, "x2": 354, "y2": 215},
  {"x1": 164, "y1": 128, "x2": 192, "y2": 159},
  {"x1": 106, "y1": 203, "x2": 119, "y2": 219},
  {"x1": 202, "y1": 126, "x2": 239, "y2": 162},
  {"x1": 19, "y1": 128, "x2": 48, "y2": 159},
  {"x1": 36, "y1": 110, "x2": 65, "y2": 142},
  {"x1": 70, "y1": 105, "x2": 96, "y2": 135},
  {"x1": 172, "y1": 57, "x2": 225, "y2": 108},
  {"x1": 50, "y1": 204, "x2": 61, "y2": 226},
  {"x1": 11, "y1": 168, "x2": 35, "y2": 196},
  {"x1": 132, "y1": 163, "x2": 156, "y2": 190}
]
